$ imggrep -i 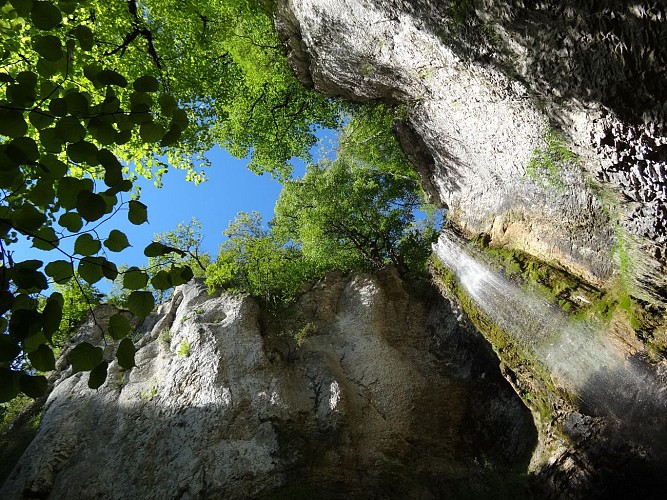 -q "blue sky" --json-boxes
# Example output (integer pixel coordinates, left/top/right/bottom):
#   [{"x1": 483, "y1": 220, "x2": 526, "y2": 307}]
[{"x1": 11, "y1": 132, "x2": 333, "y2": 292}]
